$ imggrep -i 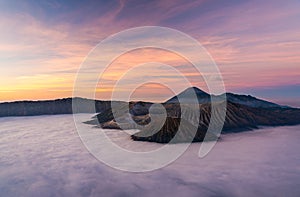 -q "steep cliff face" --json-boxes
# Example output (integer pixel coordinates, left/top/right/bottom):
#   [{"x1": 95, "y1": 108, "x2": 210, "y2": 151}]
[{"x1": 131, "y1": 117, "x2": 218, "y2": 143}]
